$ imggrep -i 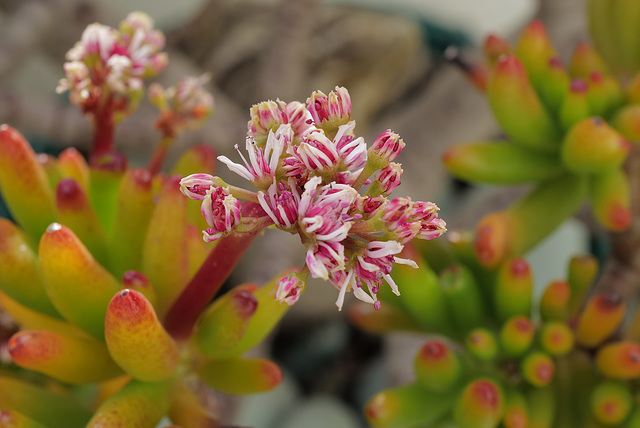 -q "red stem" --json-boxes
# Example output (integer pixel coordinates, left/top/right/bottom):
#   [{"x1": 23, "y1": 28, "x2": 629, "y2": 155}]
[
  {"x1": 163, "y1": 201, "x2": 268, "y2": 340},
  {"x1": 91, "y1": 94, "x2": 115, "y2": 158},
  {"x1": 148, "y1": 135, "x2": 173, "y2": 176}
]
